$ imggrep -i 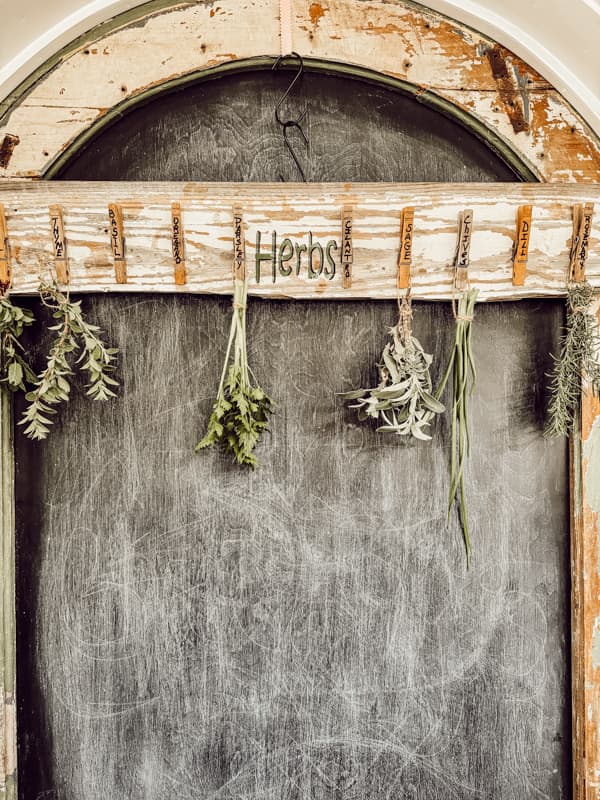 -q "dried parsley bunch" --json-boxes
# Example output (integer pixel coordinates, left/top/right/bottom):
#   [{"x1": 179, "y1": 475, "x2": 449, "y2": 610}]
[
  {"x1": 340, "y1": 296, "x2": 444, "y2": 440},
  {"x1": 19, "y1": 282, "x2": 119, "y2": 440},
  {"x1": 546, "y1": 281, "x2": 600, "y2": 436},
  {"x1": 0, "y1": 293, "x2": 36, "y2": 392},
  {"x1": 196, "y1": 278, "x2": 274, "y2": 467},
  {"x1": 436, "y1": 288, "x2": 478, "y2": 568}
]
